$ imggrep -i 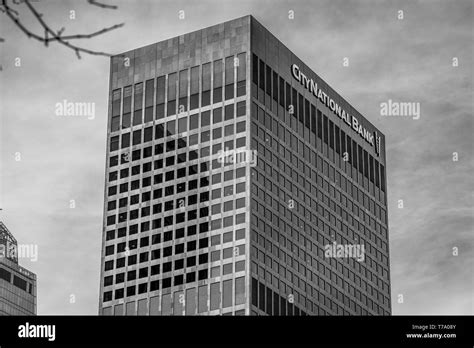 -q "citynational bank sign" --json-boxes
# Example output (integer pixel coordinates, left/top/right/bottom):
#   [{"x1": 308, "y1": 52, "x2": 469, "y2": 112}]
[{"x1": 291, "y1": 64, "x2": 381, "y2": 156}]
